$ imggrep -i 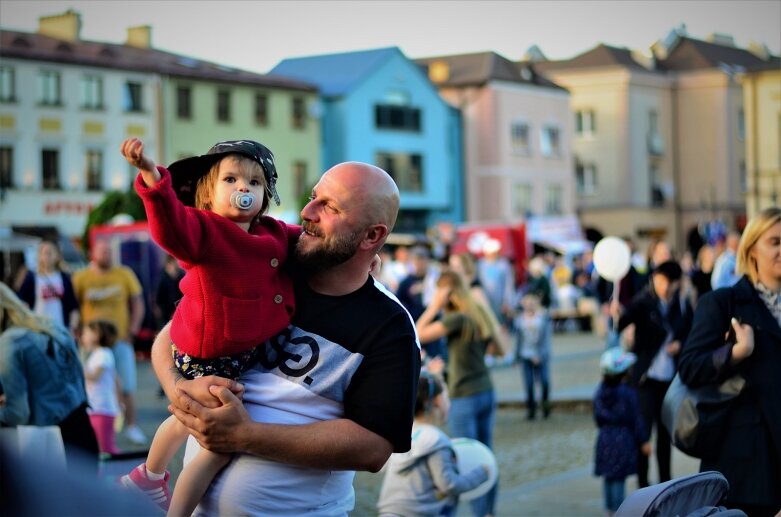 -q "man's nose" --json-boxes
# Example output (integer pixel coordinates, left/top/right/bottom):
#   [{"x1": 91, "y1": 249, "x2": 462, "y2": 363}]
[{"x1": 300, "y1": 200, "x2": 317, "y2": 221}]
